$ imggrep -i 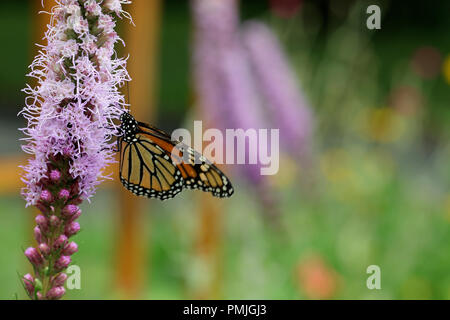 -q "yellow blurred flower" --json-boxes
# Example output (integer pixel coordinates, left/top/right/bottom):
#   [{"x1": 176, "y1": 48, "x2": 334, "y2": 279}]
[
  {"x1": 444, "y1": 55, "x2": 450, "y2": 85},
  {"x1": 400, "y1": 277, "x2": 433, "y2": 299},
  {"x1": 361, "y1": 107, "x2": 407, "y2": 143},
  {"x1": 271, "y1": 154, "x2": 300, "y2": 188},
  {"x1": 320, "y1": 148, "x2": 352, "y2": 184},
  {"x1": 444, "y1": 194, "x2": 450, "y2": 222}
]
